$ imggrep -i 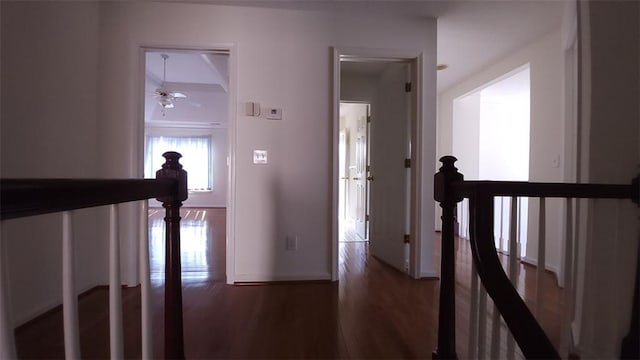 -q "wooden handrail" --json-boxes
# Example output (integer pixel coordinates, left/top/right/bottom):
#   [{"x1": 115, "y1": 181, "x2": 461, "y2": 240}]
[
  {"x1": 433, "y1": 155, "x2": 639, "y2": 359},
  {"x1": 0, "y1": 151, "x2": 188, "y2": 359},
  {"x1": 1, "y1": 178, "x2": 177, "y2": 220}
]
